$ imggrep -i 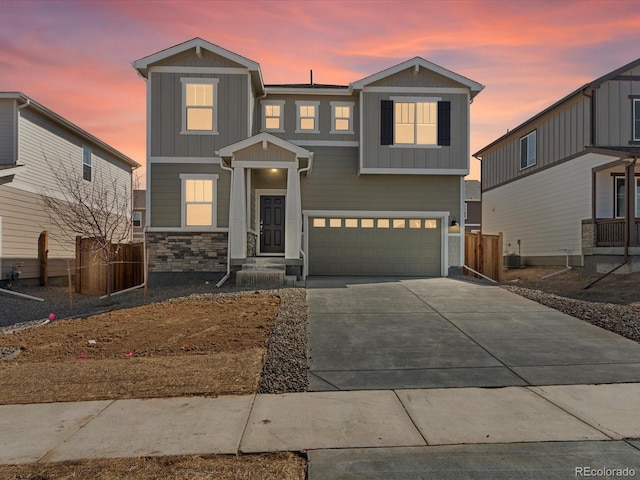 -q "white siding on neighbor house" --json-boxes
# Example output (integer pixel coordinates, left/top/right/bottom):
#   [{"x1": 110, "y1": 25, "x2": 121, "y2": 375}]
[
  {"x1": 15, "y1": 110, "x2": 132, "y2": 202},
  {"x1": 0, "y1": 184, "x2": 76, "y2": 279},
  {"x1": 482, "y1": 153, "x2": 618, "y2": 259}
]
